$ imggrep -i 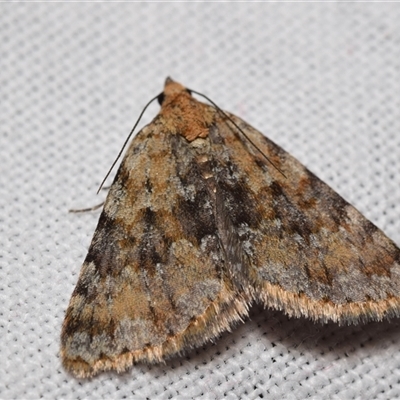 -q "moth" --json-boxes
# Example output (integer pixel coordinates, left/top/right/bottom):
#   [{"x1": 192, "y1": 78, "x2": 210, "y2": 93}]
[{"x1": 61, "y1": 78, "x2": 400, "y2": 378}]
